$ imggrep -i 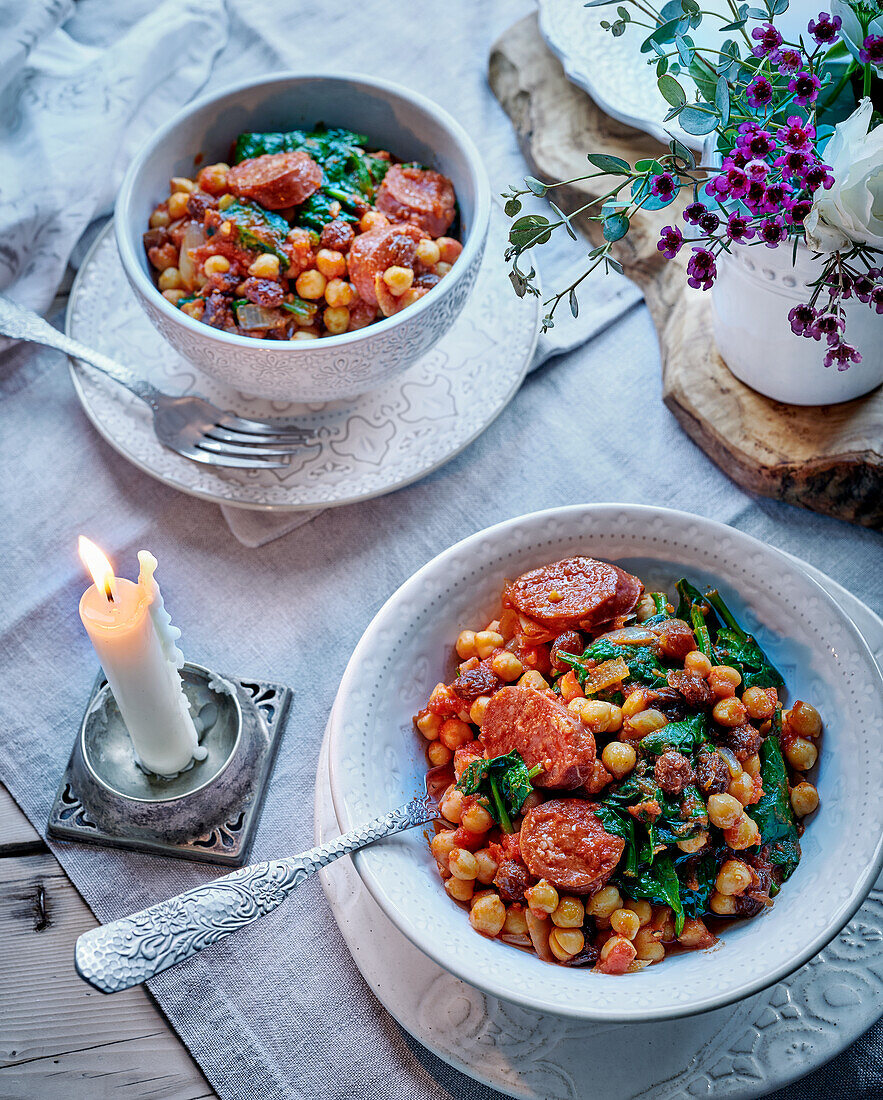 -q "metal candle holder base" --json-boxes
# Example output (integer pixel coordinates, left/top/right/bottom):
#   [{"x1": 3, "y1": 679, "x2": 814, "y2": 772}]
[{"x1": 47, "y1": 663, "x2": 291, "y2": 866}]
